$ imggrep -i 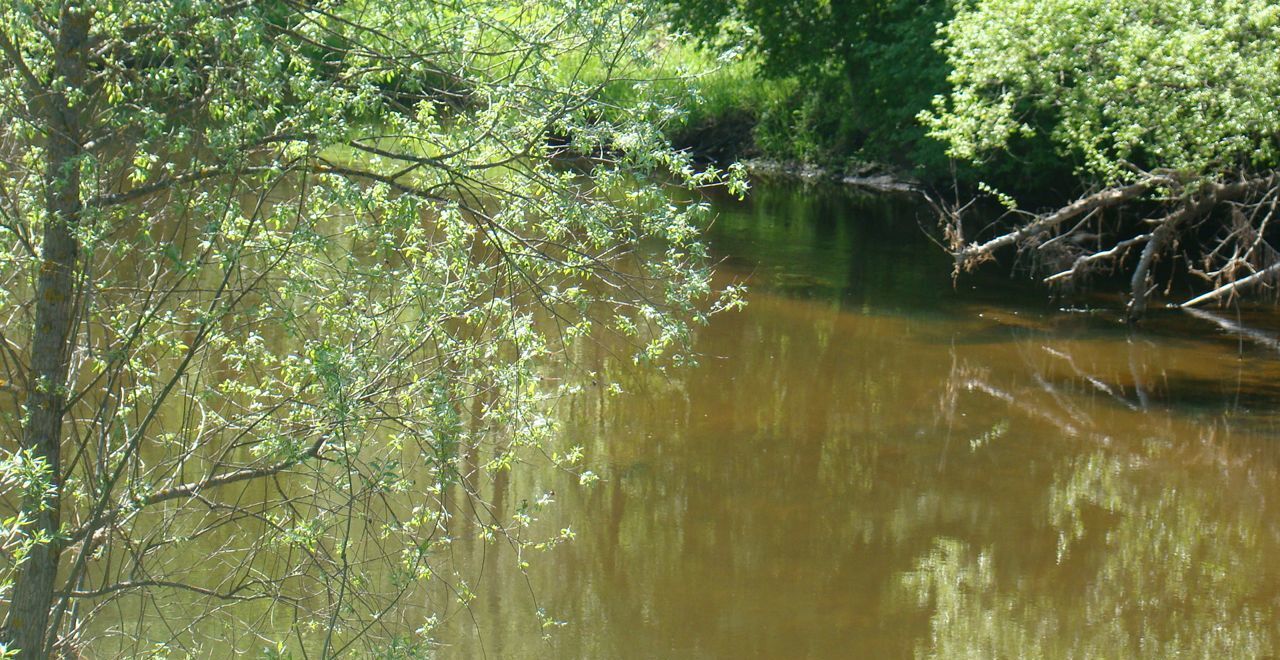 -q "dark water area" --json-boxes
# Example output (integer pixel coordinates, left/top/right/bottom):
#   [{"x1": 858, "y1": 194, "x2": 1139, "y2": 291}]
[{"x1": 438, "y1": 183, "x2": 1280, "y2": 658}]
